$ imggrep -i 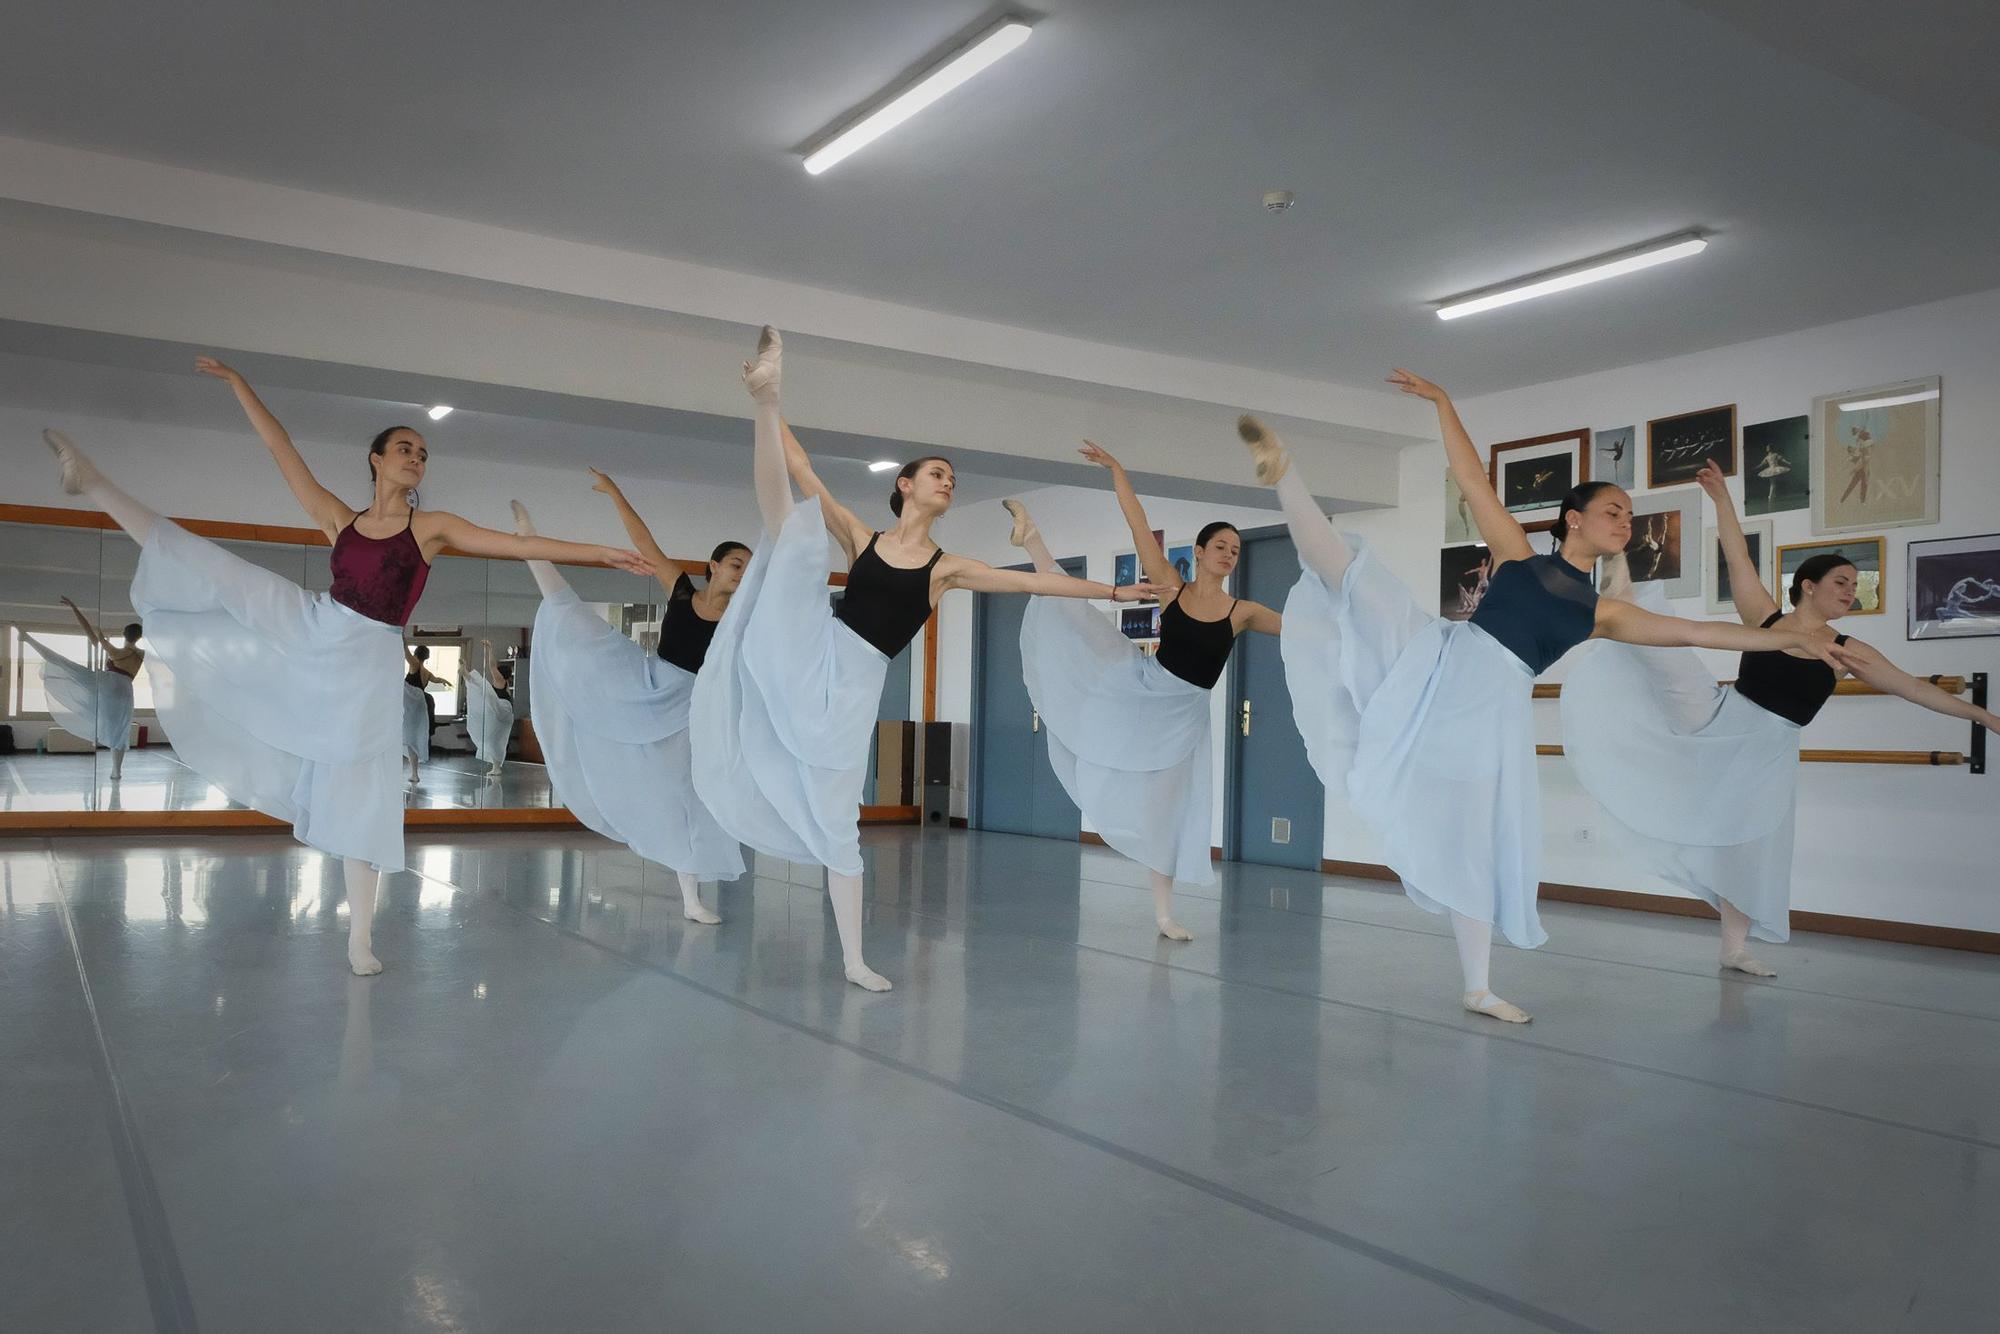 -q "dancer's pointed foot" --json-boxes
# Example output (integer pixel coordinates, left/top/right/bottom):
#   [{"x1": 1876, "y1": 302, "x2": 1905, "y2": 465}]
[
  {"x1": 348, "y1": 948, "x2": 384, "y2": 977},
  {"x1": 1720, "y1": 949, "x2": 1777, "y2": 978},
  {"x1": 511, "y1": 499, "x2": 537, "y2": 536},
  {"x1": 1463, "y1": 991, "x2": 1531, "y2": 1024},
  {"x1": 683, "y1": 901, "x2": 722, "y2": 925},
  {"x1": 743, "y1": 325, "x2": 782, "y2": 404},
  {"x1": 44, "y1": 429, "x2": 99, "y2": 496},
  {"x1": 1002, "y1": 499, "x2": 1039, "y2": 549},
  {"x1": 845, "y1": 963, "x2": 892, "y2": 992},
  {"x1": 1156, "y1": 917, "x2": 1194, "y2": 942},
  {"x1": 1235, "y1": 414, "x2": 1291, "y2": 486}
]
